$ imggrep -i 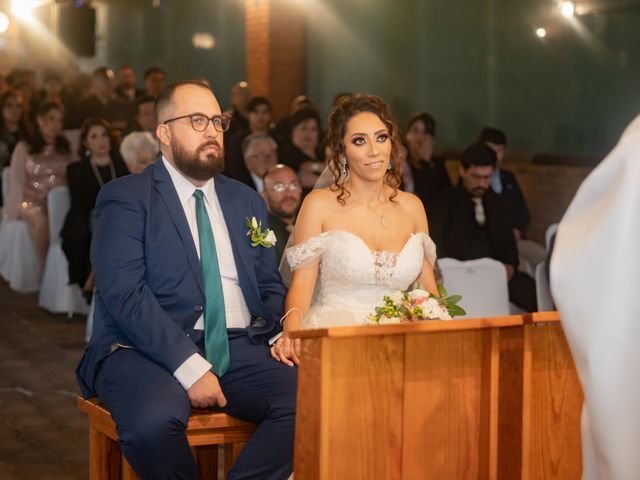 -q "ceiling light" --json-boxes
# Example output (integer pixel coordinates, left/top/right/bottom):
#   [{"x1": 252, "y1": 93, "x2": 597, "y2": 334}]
[
  {"x1": 536, "y1": 27, "x2": 547, "y2": 38},
  {"x1": 560, "y1": 1, "x2": 575, "y2": 18}
]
